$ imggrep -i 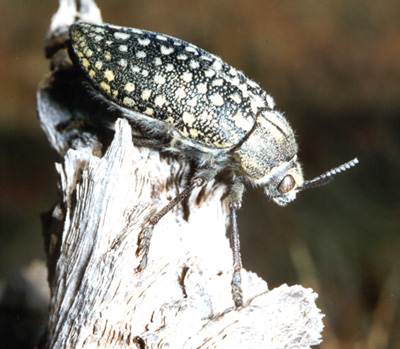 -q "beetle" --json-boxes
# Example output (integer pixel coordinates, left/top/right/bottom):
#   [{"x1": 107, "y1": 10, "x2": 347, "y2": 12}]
[{"x1": 68, "y1": 22, "x2": 358, "y2": 307}]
